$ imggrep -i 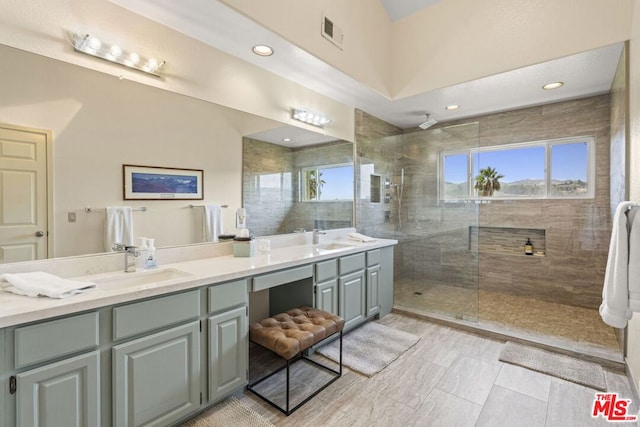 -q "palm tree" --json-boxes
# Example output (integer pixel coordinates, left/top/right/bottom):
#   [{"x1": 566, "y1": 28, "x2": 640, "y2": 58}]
[{"x1": 474, "y1": 166, "x2": 504, "y2": 196}]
